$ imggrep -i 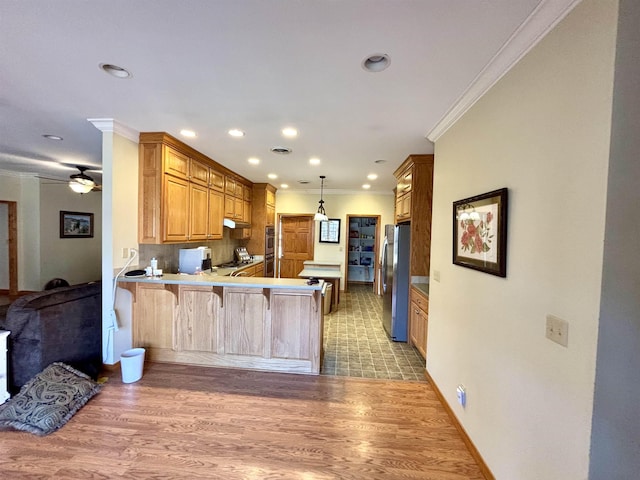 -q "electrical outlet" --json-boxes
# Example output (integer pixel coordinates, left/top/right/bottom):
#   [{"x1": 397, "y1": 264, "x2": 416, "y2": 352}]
[
  {"x1": 456, "y1": 385, "x2": 466, "y2": 407},
  {"x1": 121, "y1": 247, "x2": 129, "y2": 259},
  {"x1": 546, "y1": 314, "x2": 569, "y2": 347},
  {"x1": 433, "y1": 270, "x2": 441, "y2": 282}
]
